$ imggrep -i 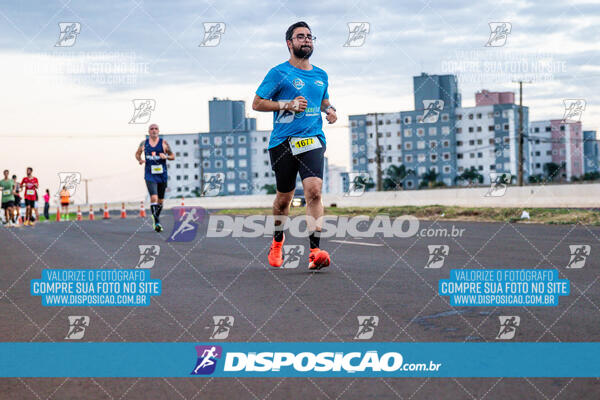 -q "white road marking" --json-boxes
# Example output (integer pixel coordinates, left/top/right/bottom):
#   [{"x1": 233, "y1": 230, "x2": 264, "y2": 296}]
[{"x1": 329, "y1": 240, "x2": 384, "y2": 247}]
